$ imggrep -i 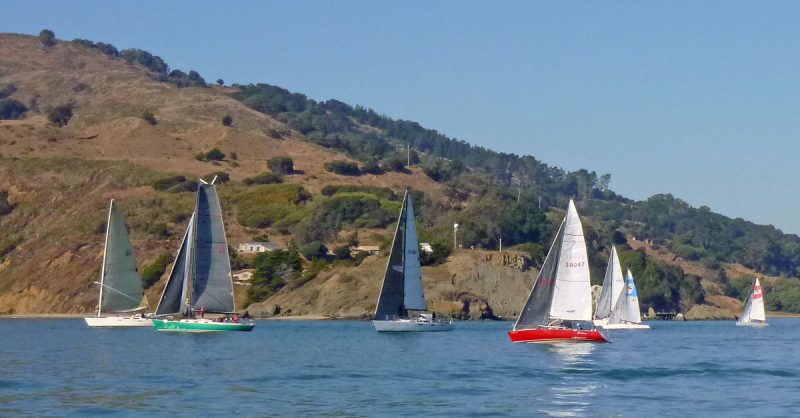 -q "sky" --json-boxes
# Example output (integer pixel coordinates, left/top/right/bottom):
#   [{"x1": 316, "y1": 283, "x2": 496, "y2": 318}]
[{"x1": 3, "y1": 1, "x2": 800, "y2": 232}]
